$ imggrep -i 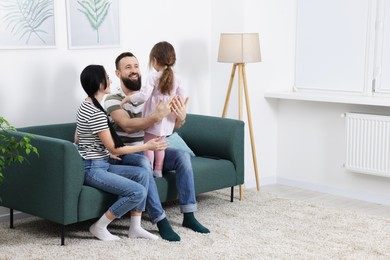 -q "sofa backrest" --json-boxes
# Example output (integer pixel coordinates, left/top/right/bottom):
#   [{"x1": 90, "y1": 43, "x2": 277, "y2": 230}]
[{"x1": 18, "y1": 122, "x2": 77, "y2": 143}]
